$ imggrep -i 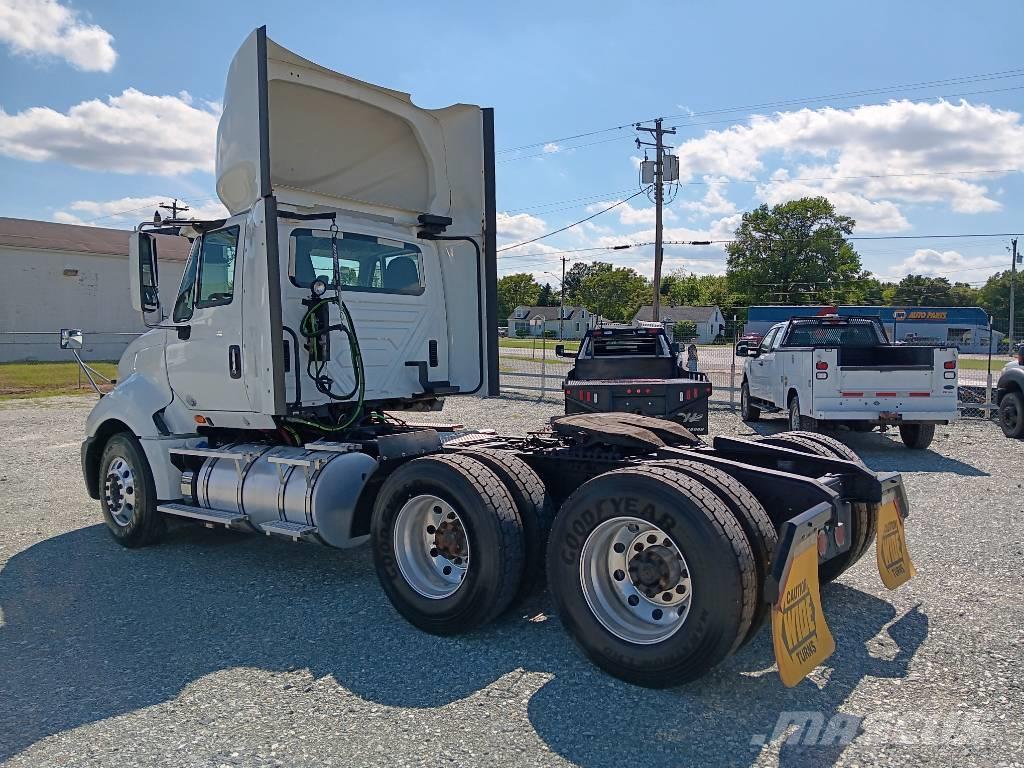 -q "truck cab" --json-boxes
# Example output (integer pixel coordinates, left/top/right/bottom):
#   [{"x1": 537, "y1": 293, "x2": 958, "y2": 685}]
[{"x1": 740, "y1": 315, "x2": 959, "y2": 449}]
